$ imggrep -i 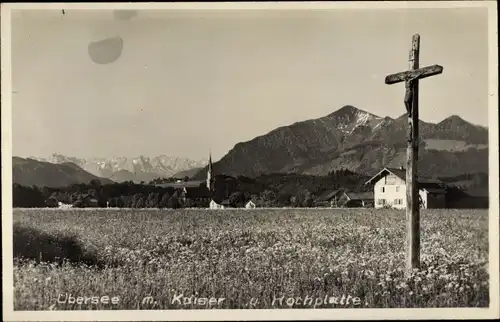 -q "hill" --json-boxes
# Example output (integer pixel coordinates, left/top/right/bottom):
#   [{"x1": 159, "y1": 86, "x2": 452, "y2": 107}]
[
  {"x1": 12, "y1": 157, "x2": 114, "y2": 188},
  {"x1": 172, "y1": 167, "x2": 203, "y2": 179},
  {"x1": 194, "y1": 106, "x2": 488, "y2": 179}
]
